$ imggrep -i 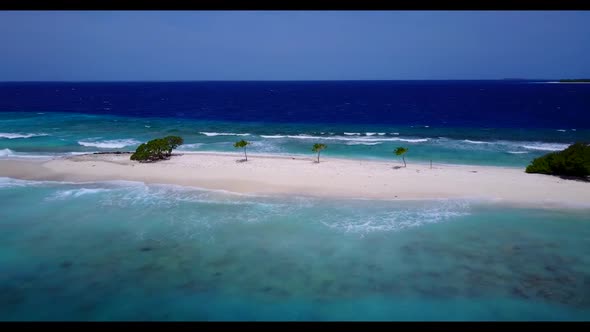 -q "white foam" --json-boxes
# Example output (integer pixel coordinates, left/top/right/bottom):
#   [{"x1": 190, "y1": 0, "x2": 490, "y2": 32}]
[
  {"x1": 50, "y1": 188, "x2": 112, "y2": 200},
  {"x1": 321, "y1": 200, "x2": 470, "y2": 234},
  {"x1": 433, "y1": 139, "x2": 572, "y2": 154},
  {"x1": 345, "y1": 142, "x2": 383, "y2": 146},
  {"x1": 507, "y1": 151, "x2": 530, "y2": 154},
  {"x1": 260, "y1": 135, "x2": 287, "y2": 138},
  {"x1": 284, "y1": 135, "x2": 429, "y2": 143},
  {"x1": 0, "y1": 177, "x2": 95, "y2": 188},
  {"x1": 0, "y1": 148, "x2": 53, "y2": 159},
  {"x1": 68, "y1": 151, "x2": 99, "y2": 156},
  {"x1": 463, "y1": 139, "x2": 488, "y2": 144},
  {"x1": 365, "y1": 132, "x2": 377, "y2": 136},
  {"x1": 556, "y1": 129, "x2": 567, "y2": 132},
  {"x1": 0, "y1": 132, "x2": 49, "y2": 139},
  {"x1": 78, "y1": 139, "x2": 141, "y2": 149},
  {"x1": 0, "y1": 177, "x2": 36, "y2": 188},
  {"x1": 377, "y1": 133, "x2": 386, "y2": 136},
  {"x1": 200, "y1": 132, "x2": 250, "y2": 137},
  {"x1": 178, "y1": 143, "x2": 204, "y2": 149},
  {"x1": 343, "y1": 132, "x2": 361, "y2": 136},
  {"x1": 393, "y1": 138, "x2": 429, "y2": 143},
  {"x1": 0, "y1": 148, "x2": 14, "y2": 157},
  {"x1": 391, "y1": 133, "x2": 400, "y2": 135},
  {"x1": 521, "y1": 143, "x2": 569, "y2": 152}
]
